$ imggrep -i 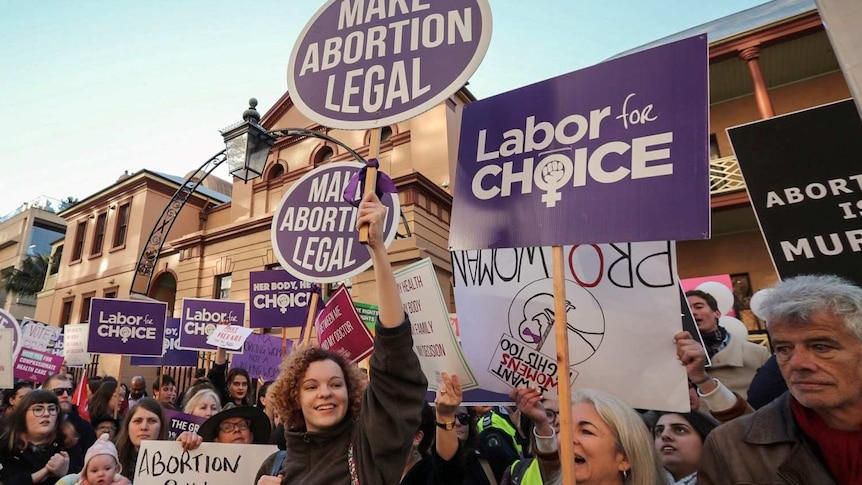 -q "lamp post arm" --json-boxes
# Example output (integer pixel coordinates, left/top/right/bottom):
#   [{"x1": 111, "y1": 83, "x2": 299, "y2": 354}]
[
  {"x1": 268, "y1": 128, "x2": 368, "y2": 165},
  {"x1": 130, "y1": 149, "x2": 227, "y2": 296}
]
